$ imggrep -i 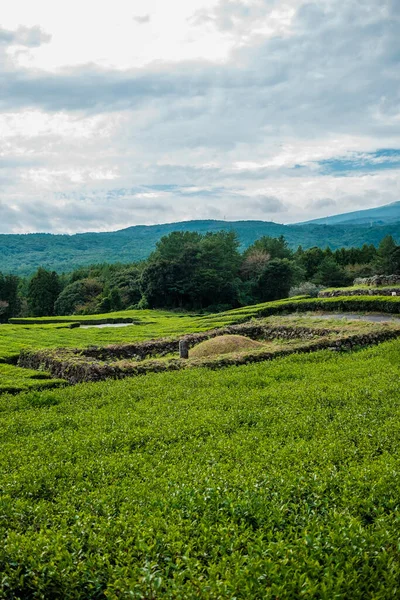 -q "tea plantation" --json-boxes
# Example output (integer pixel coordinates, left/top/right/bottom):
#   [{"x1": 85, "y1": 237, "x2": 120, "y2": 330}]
[
  {"x1": 1, "y1": 342, "x2": 400, "y2": 596},
  {"x1": 1, "y1": 298, "x2": 400, "y2": 597}
]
